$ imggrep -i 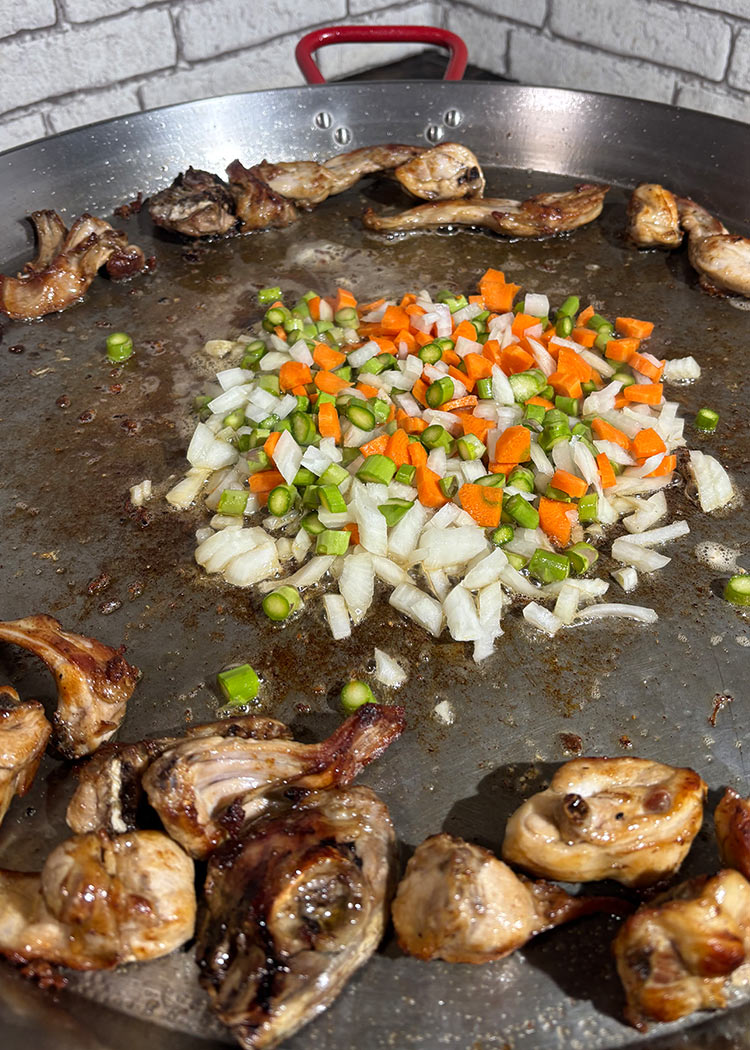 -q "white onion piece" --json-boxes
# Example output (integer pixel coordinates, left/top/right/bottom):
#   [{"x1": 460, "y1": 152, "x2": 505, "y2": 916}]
[
  {"x1": 347, "y1": 341, "x2": 381, "y2": 367},
  {"x1": 624, "y1": 452, "x2": 665, "y2": 478},
  {"x1": 612, "y1": 475, "x2": 671, "y2": 496},
  {"x1": 611, "y1": 538, "x2": 671, "y2": 572},
  {"x1": 523, "y1": 602, "x2": 563, "y2": 636},
  {"x1": 323, "y1": 593, "x2": 351, "y2": 640},
  {"x1": 664, "y1": 356, "x2": 701, "y2": 383},
  {"x1": 524, "y1": 292, "x2": 549, "y2": 318},
  {"x1": 288, "y1": 339, "x2": 314, "y2": 365},
  {"x1": 612, "y1": 566, "x2": 638, "y2": 592},
  {"x1": 622, "y1": 491, "x2": 667, "y2": 533},
  {"x1": 451, "y1": 302, "x2": 482, "y2": 325},
  {"x1": 370, "y1": 555, "x2": 410, "y2": 586},
  {"x1": 498, "y1": 565, "x2": 541, "y2": 598},
  {"x1": 454, "y1": 335, "x2": 482, "y2": 358},
  {"x1": 461, "y1": 460, "x2": 486, "y2": 483},
  {"x1": 579, "y1": 349, "x2": 616, "y2": 377},
  {"x1": 393, "y1": 392, "x2": 422, "y2": 417},
  {"x1": 424, "y1": 567, "x2": 451, "y2": 601},
  {"x1": 526, "y1": 337, "x2": 556, "y2": 377},
  {"x1": 582, "y1": 380, "x2": 623, "y2": 415},
  {"x1": 206, "y1": 385, "x2": 251, "y2": 414},
  {"x1": 554, "y1": 583, "x2": 580, "y2": 625},
  {"x1": 275, "y1": 394, "x2": 298, "y2": 420},
  {"x1": 689, "y1": 451, "x2": 733, "y2": 513},
  {"x1": 268, "y1": 334, "x2": 290, "y2": 353},
  {"x1": 574, "y1": 603, "x2": 657, "y2": 624},
  {"x1": 257, "y1": 555, "x2": 334, "y2": 594},
  {"x1": 594, "y1": 439, "x2": 635, "y2": 465},
  {"x1": 551, "y1": 440, "x2": 577, "y2": 474},
  {"x1": 443, "y1": 585, "x2": 483, "y2": 641},
  {"x1": 417, "y1": 526, "x2": 488, "y2": 570},
  {"x1": 272, "y1": 430, "x2": 303, "y2": 485},
  {"x1": 187, "y1": 422, "x2": 238, "y2": 469},
  {"x1": 166, "y1": 467, "x2": 211, "y2": 508},
  {"x1": 389, "y1": 583, "x2": 444, "y2": 637},
  {"x1": 300, "y1": 445, "x2": 333, "y2": 476},
  {"x1": 361, "y1": 302, "x2": 390, "y2": 323},
  {"x1": 216, "y1": 367, "x2": 252, "y2": 390},
  {"x1": 529, "y1": 442, "x2": 554, "y2": 477},
  {"x1": 623, "y1": 520, "x2": 689, "y2": 546},
  {"x1": 292, "y1": 528, "x2": 312, "y2": 563},
  {"x1": 426, "y1": 448, "x2": 447, "y2": 476},
  {"x1": 258, "y1": 351, "x2": 289, "y2": 372},
  {"x1": 542, "y1": 578, "x2": 609, "y2": 602},
  {"x1": 224, "y1": 544, "x2": 279, "y2": 587},
  {"x1": 572, "y1": 439, "x2": 602, "y2": 494},
  {"x1": 338, "y1": 553, "x2": 374, "y2": 625},
  {"x1": 491, "y1": 365, "x2": 515, "y2": 406},
  {"x1": 350, "y1": 483, "x2": 388, "y2": 556},
  {"x1": 373, "y1": 648, "x2": 407, "y2": 689},
  {"x1": 204, "y1": 339, "x2": 236, "y2": 358},
  {"x1": 422, "y1": 409, "x2": 463, "y2": 435},
  {"x1": 388, "y1": 502, "x2": 429, "y2": 562}
]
